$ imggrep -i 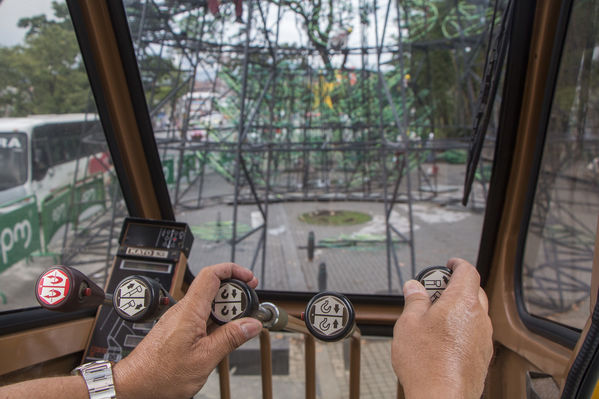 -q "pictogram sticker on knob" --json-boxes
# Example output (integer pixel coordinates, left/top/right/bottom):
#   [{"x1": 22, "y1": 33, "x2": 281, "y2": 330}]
[
  {"x1": 37, "y1": 268, "x2": 70, "y2": 306},
  {"x1": 307, "y1": 295, "x2": 349, "y2": 339},
  {"x1": 115, "y1": 278, "x2": 148, "y2": 318},
  {"x1": 211, "y1": 281, "x2": 247, "y2": 323},
  {"x1": 416, "y1": 266, "x2": 452, "y2": 303}
]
